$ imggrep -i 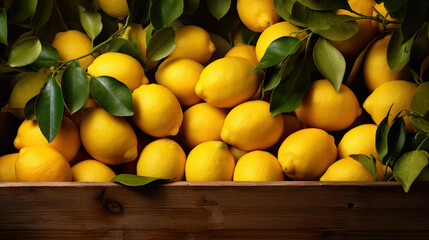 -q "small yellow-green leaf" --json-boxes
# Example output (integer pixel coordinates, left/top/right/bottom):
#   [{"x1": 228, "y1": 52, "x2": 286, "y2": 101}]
[
  {"x1": 394, "y1": 150, "x2": 429, "y2": 192},
  {"x1": 78, "y1": 5, "x2": 103, "y2": 41},
  {"x1": 0, "y1": 7, "x2": 7, "y2": 45},
  {"x1": 387, "y1": 28, "x2": 415, "y2": 74},
  {"x1": 8, "y1": 36, "x2": 41, "y2": 67},
  {"x1": 411, "y1": 82, "x2": 429, "y2": 117},
  {"x1": 350, "y1": 154, "x2": 377, "y2": 181}
]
